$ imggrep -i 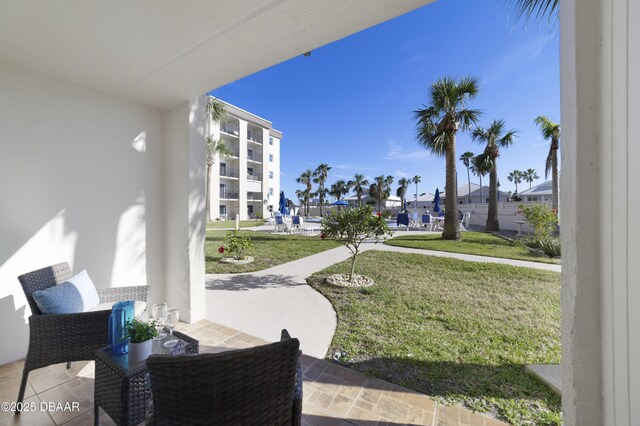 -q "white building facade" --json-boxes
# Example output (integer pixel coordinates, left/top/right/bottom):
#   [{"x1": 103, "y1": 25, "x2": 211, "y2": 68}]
[{"x1": 208, "y1": 98, "x2": 282, "y2": 220}]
